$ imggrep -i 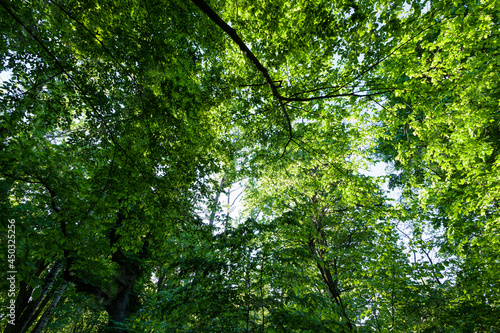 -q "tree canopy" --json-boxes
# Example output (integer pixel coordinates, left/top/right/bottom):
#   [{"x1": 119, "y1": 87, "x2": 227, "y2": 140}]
[{"x1": 1, "y1": 0, "x2": 499, "y2": 332}]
